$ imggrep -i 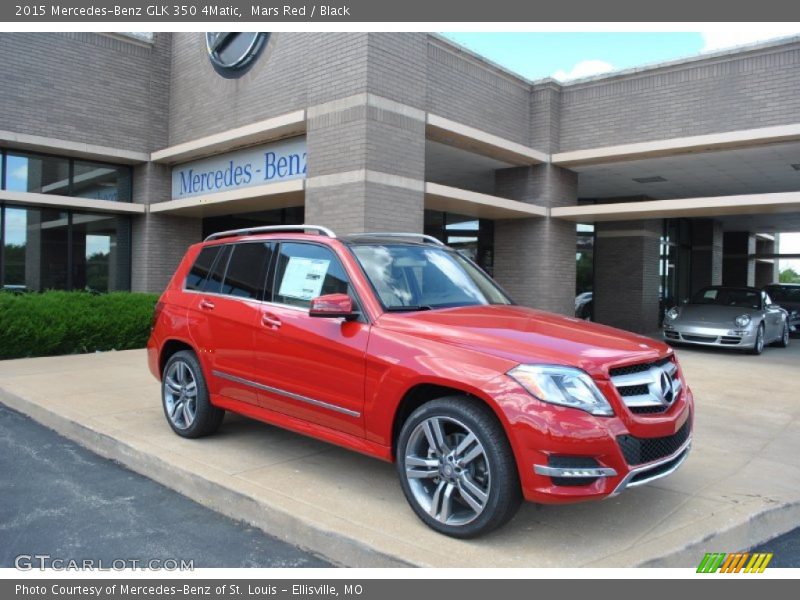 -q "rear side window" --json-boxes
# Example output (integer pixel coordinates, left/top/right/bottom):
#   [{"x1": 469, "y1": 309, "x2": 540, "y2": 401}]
[
  {"x1": 203, "y1": 245, "x2": 233, "y2": 294},
  {"x1": 221, "y1": 243, "x2": 275, "y2": 300},
  {"x1": 273, "y1": 242, "x2": 351, "y2": 308},
  {"x1": 185, "y1": 246, "x2": 221, "y2": 291}
]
